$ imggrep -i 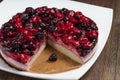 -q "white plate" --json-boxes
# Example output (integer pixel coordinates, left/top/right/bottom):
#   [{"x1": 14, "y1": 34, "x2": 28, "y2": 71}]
[{"x1": 0, "y1": 0, "x2": 113, "y2": 80}]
